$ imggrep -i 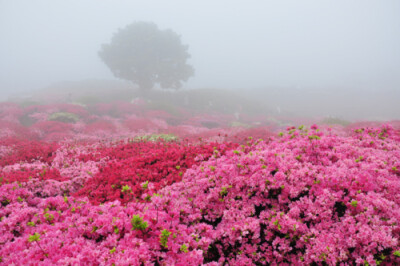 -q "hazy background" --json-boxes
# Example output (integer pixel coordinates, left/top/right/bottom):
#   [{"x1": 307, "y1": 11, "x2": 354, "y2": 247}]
[{"x1": 1, "y1": 0, "x2": 399, "y2": 119}]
